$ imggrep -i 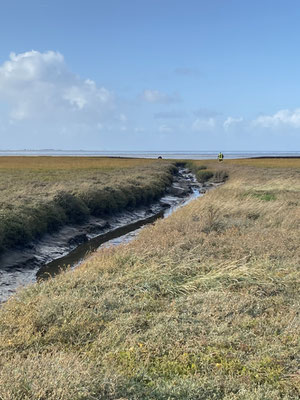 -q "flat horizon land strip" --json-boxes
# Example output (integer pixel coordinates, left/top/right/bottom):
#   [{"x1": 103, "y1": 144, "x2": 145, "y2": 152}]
[
  {"x1": 0, "y1": 156, "x2": 176, "y2": 254},
  {"x1": 0, "y1": 158, "x2": 299, "y2": 399}
]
